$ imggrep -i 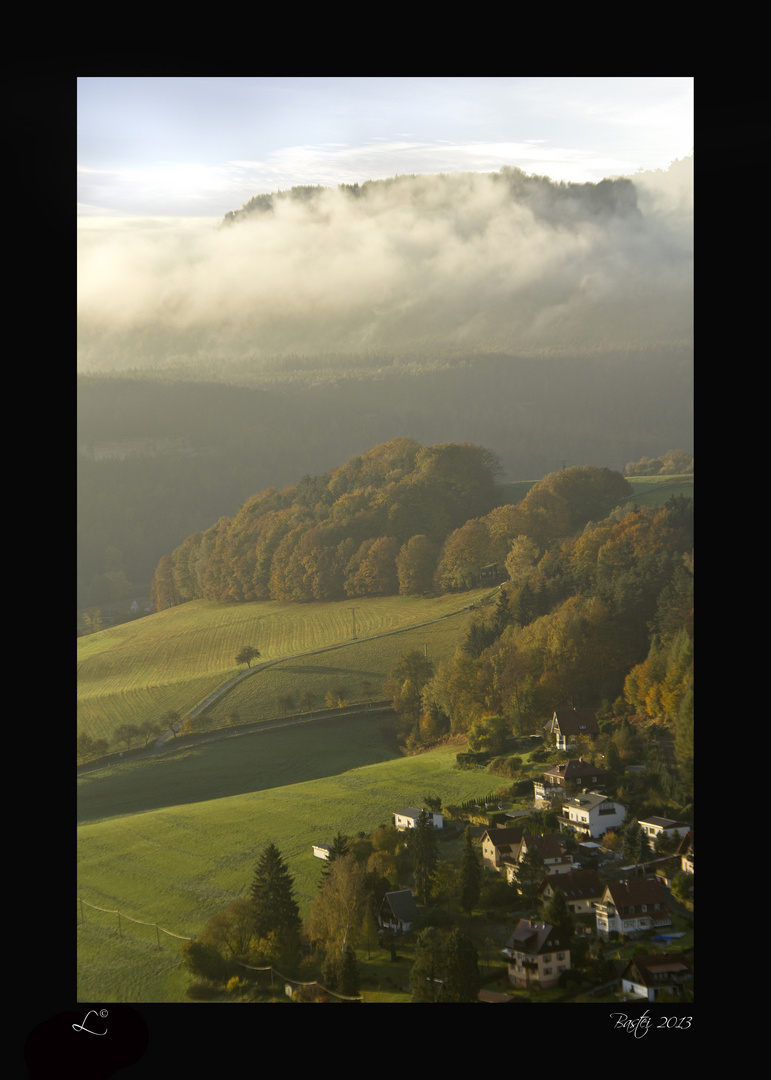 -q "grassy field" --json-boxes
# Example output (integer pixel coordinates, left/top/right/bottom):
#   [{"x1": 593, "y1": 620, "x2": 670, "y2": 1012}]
[
  {"x1": 626, "y1": 473, "x2": 693, "y2": 506},
  {"x1": 77, "y1": 588, "x2": 494, "y2": 744},
  {"x1": 199, "y1": 602, "x2": 491, "y2": 724},
  {"x1": 77, "y1": 736, "x2": 508, "y2": 1002}
]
